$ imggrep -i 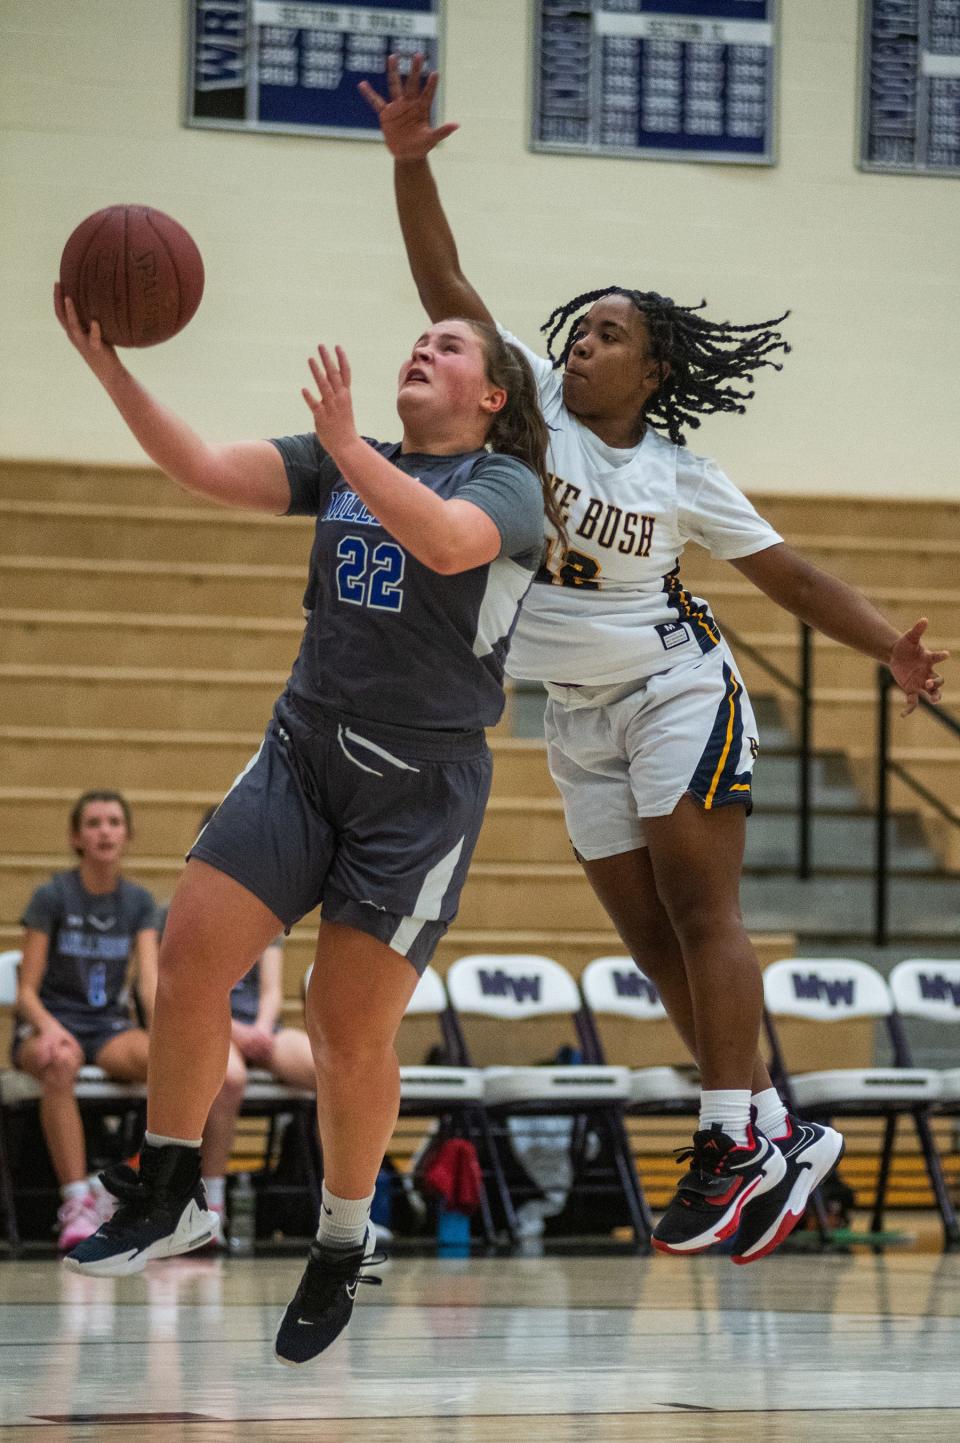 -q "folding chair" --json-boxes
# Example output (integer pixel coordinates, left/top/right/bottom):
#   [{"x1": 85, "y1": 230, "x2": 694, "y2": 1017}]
[
  {"x1": 394, "y1": 964, "x2": 501, "y2": 1247},
  {"x1": 579, "y1": 956, "x2": 700, "y2": 1113},
  {"x1": 445, "y1": 954, "x2": 652, "y2": 1250},
  {"x1": 0, "y1": 948, "x2": 147, "y2": 1253},
  {"x1": 888, "y1": 958, "x2": 960, "y2": 1249},
  {"x1": 763, "y1": 956, "x2": 956, "y2": 1247}
]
